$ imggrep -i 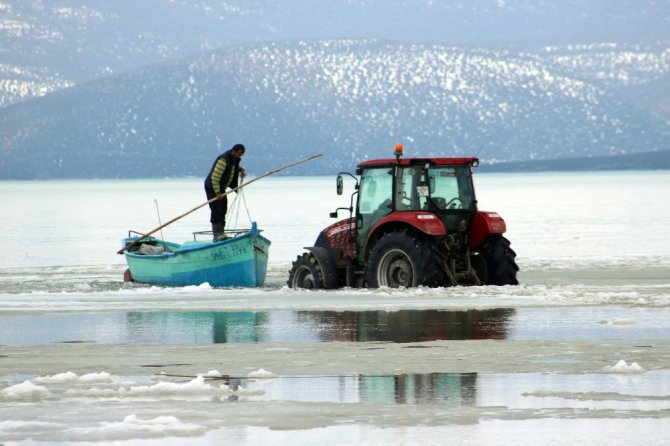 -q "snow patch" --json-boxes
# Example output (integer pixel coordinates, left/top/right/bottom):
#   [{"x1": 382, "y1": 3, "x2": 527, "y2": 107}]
[
  {"x1": 67, "y1": 414, "x2": 205, "y2": 441},
  {"x1": 34, "y1": 371, "x2": 79, "y2": 383},
  {"x1": 180, "y1": 283, "x2": 214, "y2": 291},
  {"x1": 247, "y1": 368, "x2": 278, "y2": 378},
  {"x1": 121, "y1": 375, "x2": 213, "y2": 397},
  {"x1": 602, "y1": 360, "x2": 646, "y2": 374},
  {"x1": 1, "y1": 380, "x2": 51, "y2": 401},
  {"x1": 34, "y1": 371, "x2": 113, "y2": 384}
]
